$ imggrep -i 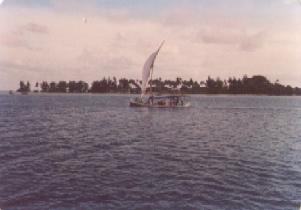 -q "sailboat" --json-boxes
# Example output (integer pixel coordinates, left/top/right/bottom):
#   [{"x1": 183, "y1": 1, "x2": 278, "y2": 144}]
[{"x1": 129, "y1": 41, "x2": 190, "y2": 108}]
